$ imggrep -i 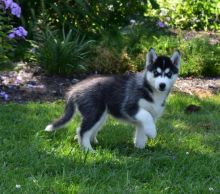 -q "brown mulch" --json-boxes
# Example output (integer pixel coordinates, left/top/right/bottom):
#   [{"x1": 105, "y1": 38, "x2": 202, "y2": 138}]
[
  {"x1": 0, "y1": 63, "x2": 220, "y2": 103},
  {"x1": 174, "y1": 77, "x2": 220, "y2": 98},
  {"x1": 0, "y1": 64, "x2": 79, "y2": 103}
]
